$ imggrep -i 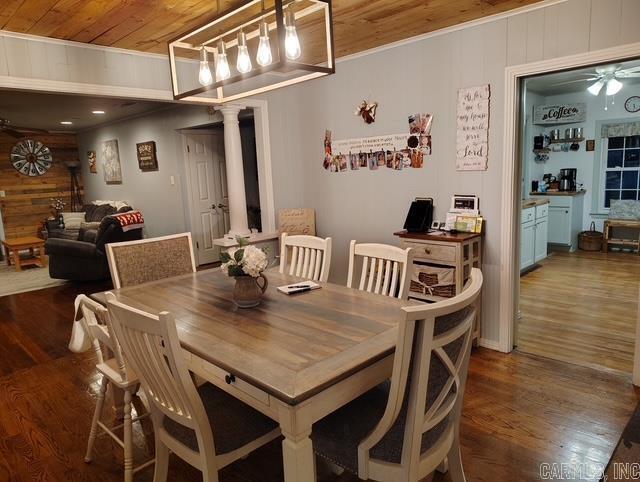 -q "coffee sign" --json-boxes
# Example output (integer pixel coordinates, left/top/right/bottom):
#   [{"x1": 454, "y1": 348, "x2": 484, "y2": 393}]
[{"x1": 533, "y1": 103, "x2": 586, "y2": 125}]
